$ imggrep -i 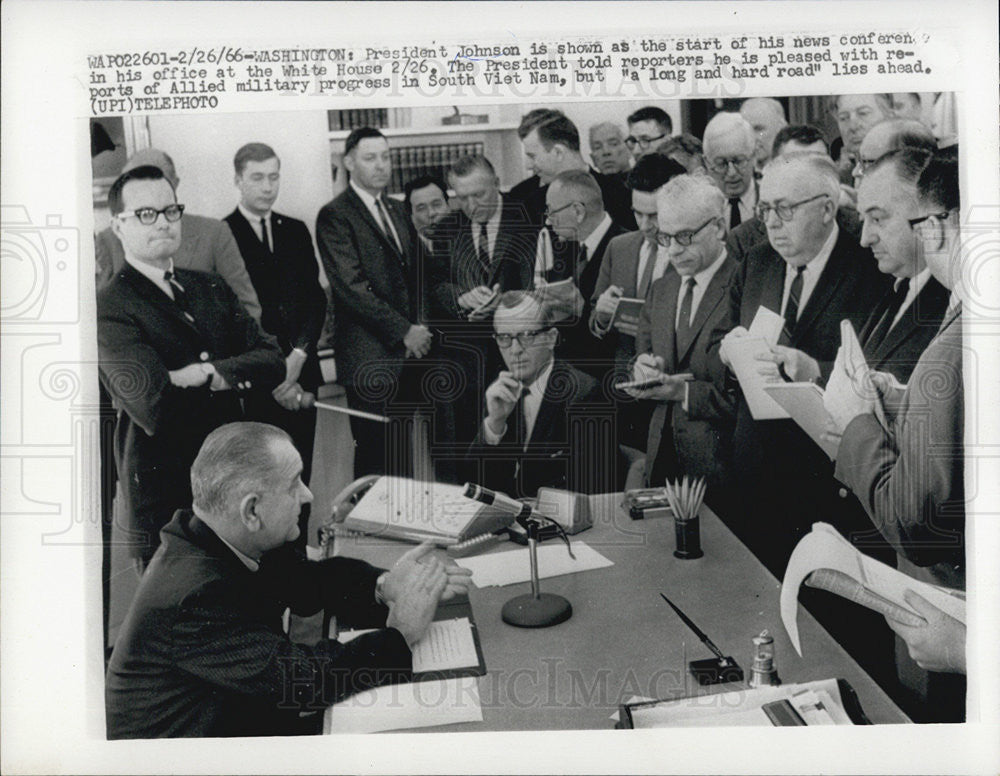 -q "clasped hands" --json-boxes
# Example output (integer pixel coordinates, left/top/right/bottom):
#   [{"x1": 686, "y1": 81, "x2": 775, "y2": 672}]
[
  {"x1": 404, "y1": 324, "x2": 433, "y2": 359},
  {"x1": 625, "y1": 354, "x2": 686, "y2": 401},
  {"x1": 382, "y1": 542, "x2": 474, "y2": 647},
  {"x1": 273, "y1": 348, "x2": 308, "y2": 411},
  {"x1": 168, "y1": 363, "x2": 227, "y2": 391}
]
